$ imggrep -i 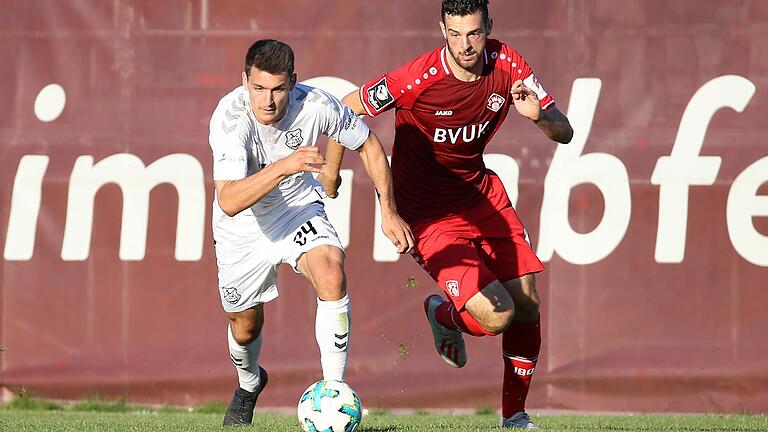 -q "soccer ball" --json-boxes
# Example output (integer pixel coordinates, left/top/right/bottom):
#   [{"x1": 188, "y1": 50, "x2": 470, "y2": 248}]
[{"x1": 297, "y1": 380, "x2": 362, "y2": 432}]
